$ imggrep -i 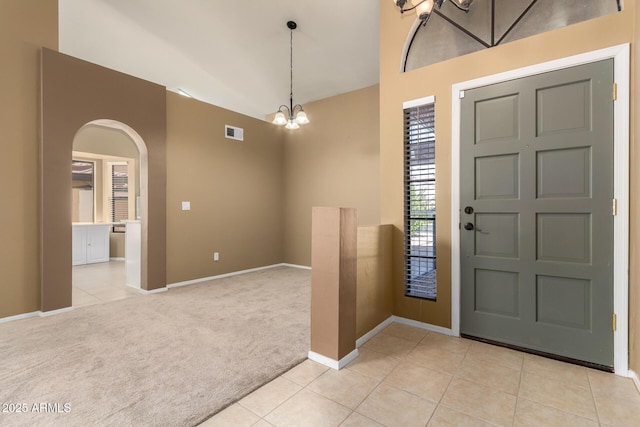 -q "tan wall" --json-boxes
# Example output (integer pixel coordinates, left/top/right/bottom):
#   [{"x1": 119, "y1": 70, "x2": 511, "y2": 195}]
[
  {"x1": 0, "y1": 1, "x2": 57, "y2": 317},
  {"x1": 41, "y1": 48, "x2": 167, "y2": 308},
  {"x1": 357, "y1": 225, "x2": 393, "y2": 339},
  {"x1": 166, "y1": 92, "x2": 284, "y2": 284},
  {"x1": 310, "y1": 207, "x2": 358, "y2": 360},
  {"x1": 380, "y1": 0, "x2": 639, "y2": 367},
  {"x1": 283, "y1": 85, "x2": 381, "y2": 266}
]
